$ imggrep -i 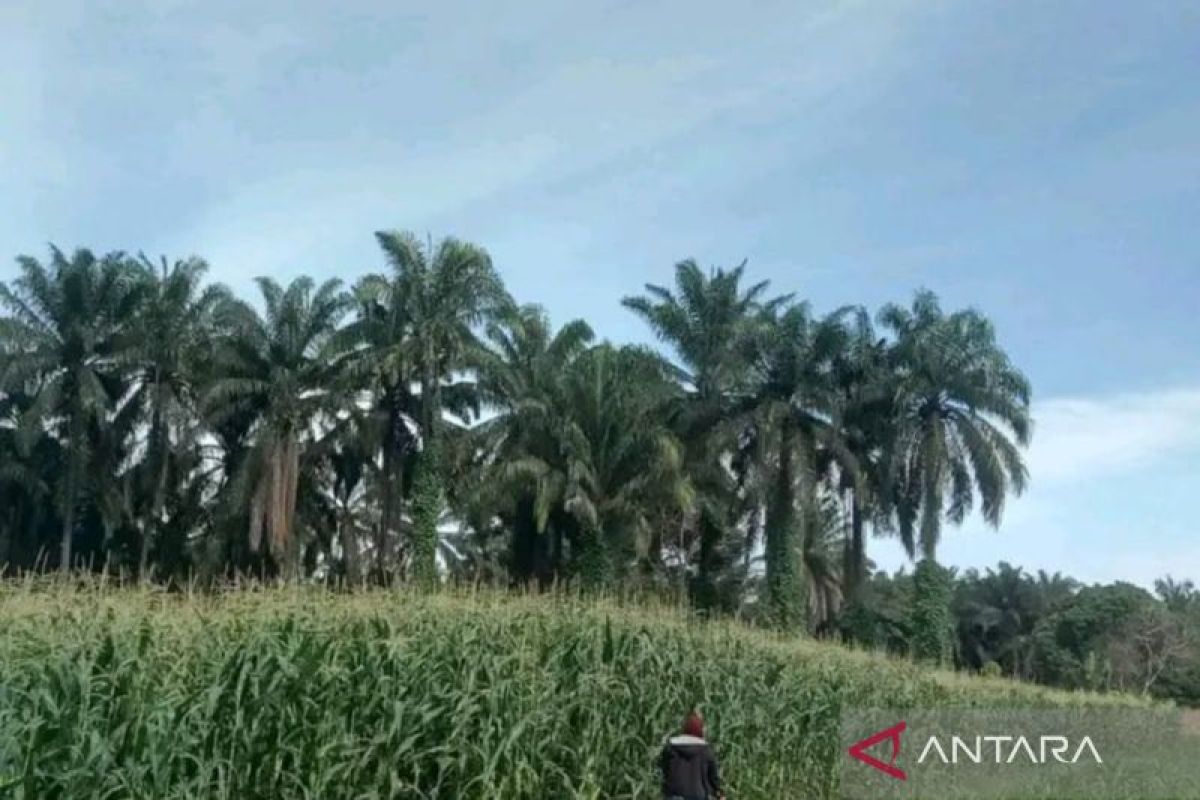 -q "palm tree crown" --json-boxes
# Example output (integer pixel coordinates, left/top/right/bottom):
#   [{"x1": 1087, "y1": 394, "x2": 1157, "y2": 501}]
[
  {"x1": 0, "y1": 247, "x2": 146, "y2": 569},
  {"x1": 205, "y1": 276, "x2": 350, "y2": 567},
  {"x1": 880, "y1": 290, "x2": 1031, "y2": 559}
]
